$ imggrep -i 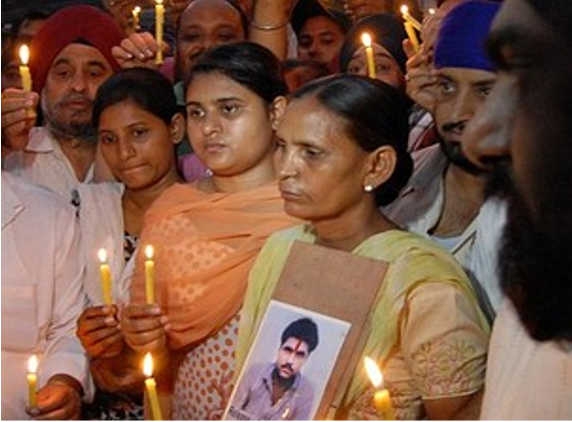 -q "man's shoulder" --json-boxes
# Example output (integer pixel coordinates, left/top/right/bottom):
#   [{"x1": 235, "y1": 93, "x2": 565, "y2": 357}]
[{"x1": 3, "y1": 173, "x2": 75, "y2": 218}]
